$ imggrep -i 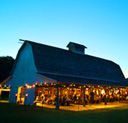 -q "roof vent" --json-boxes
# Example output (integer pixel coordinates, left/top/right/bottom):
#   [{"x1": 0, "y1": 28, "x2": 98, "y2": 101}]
[{"x1": 67, "y1": 42, "x2": 87, "y2": 55}]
